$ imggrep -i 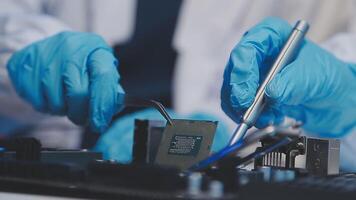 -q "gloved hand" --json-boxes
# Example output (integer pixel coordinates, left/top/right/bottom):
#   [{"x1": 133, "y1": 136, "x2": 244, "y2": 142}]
[
  {"x1": 94, "y1": 108, "x2": 230, "y2": 163},
  {"x1": 7, "y1": 31, "x2": 125, "y2": 133},
  {"x1": 221, "y1": 17, "x2": 356, "y2": 137}
]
